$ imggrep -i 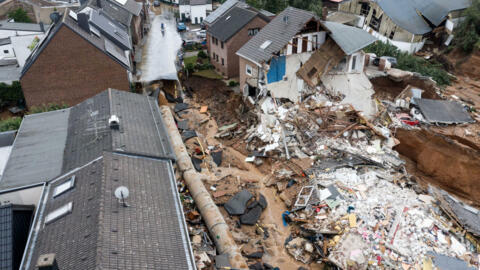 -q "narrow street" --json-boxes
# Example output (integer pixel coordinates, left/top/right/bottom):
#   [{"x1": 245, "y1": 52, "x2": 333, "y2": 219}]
[{"x1": 139, "y1": 4, "x2": 182, "y2": 83}]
